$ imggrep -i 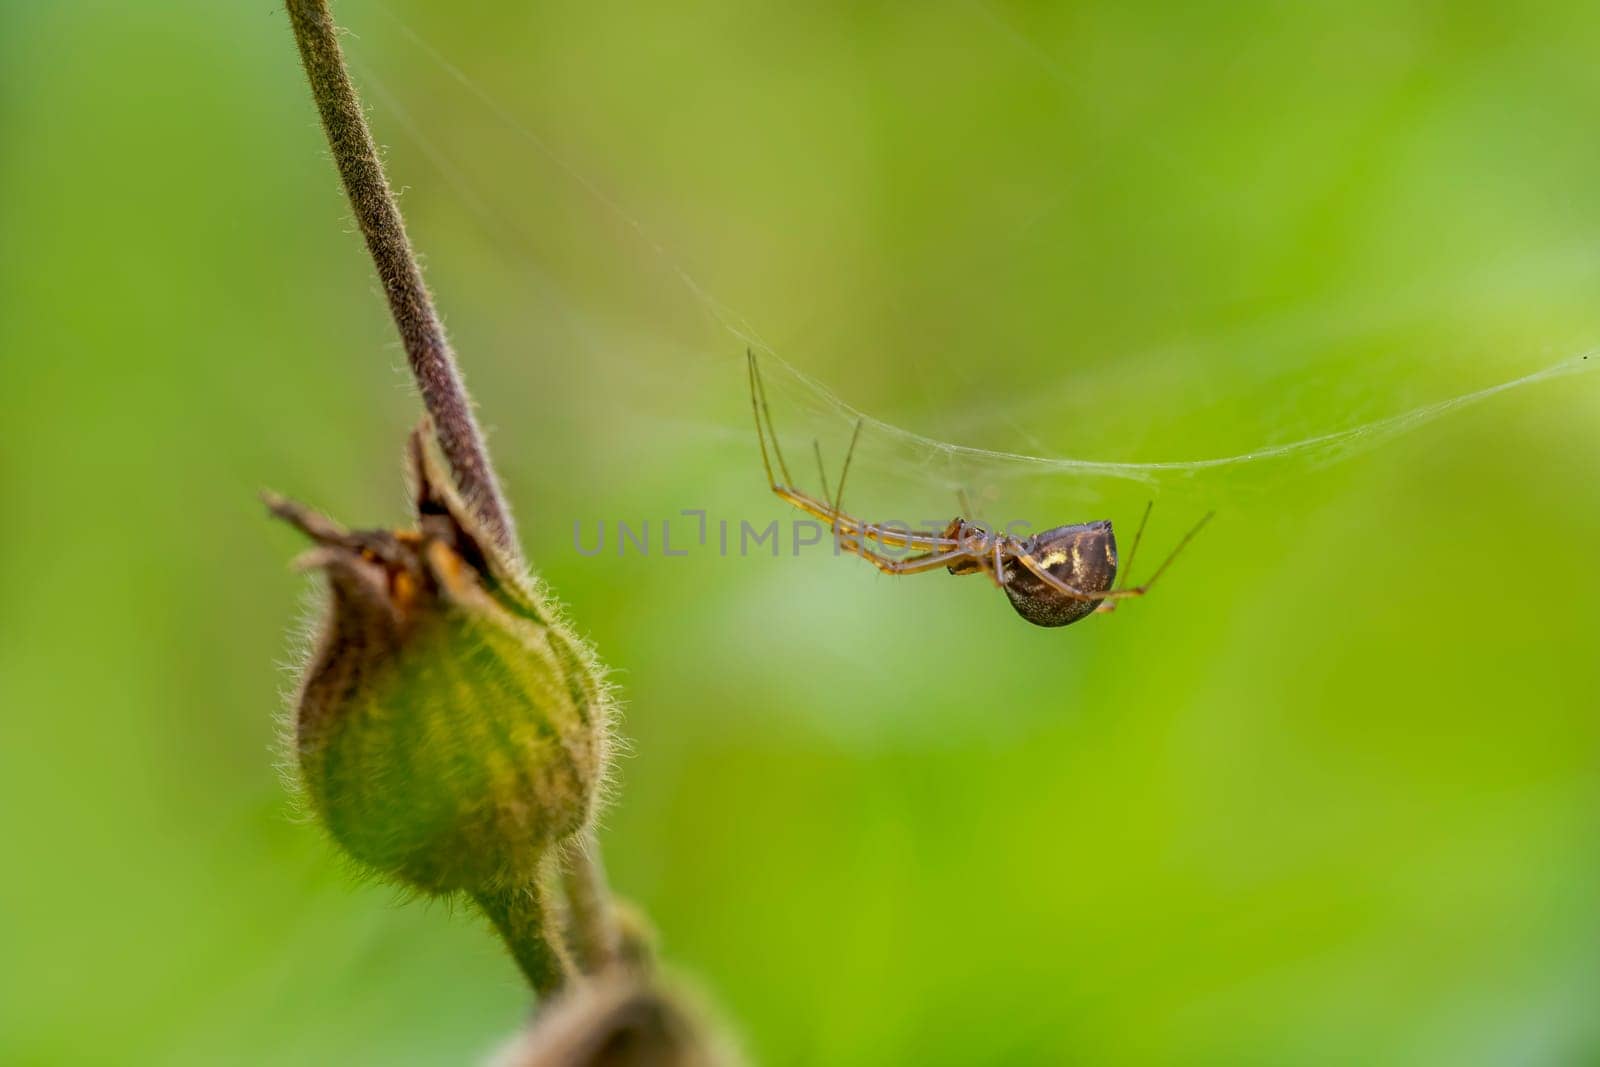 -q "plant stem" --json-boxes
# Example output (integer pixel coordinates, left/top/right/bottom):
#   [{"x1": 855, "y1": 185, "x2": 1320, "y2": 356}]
[
  {"x1": 283, "y1": 0, "x2": 623, "y2": 993},
  {"x1": 563, "y1": 830, "x2": 622, "y2": 972},
  {"x1": 282, "y1": 0, "x2": 518, "y2": 554},
  {"x1": 473, "y1": 885, "x2": 572, "y2": 998},
  {"x1": 283, "y1": 0, "x2": 624, "y2": 997}
]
